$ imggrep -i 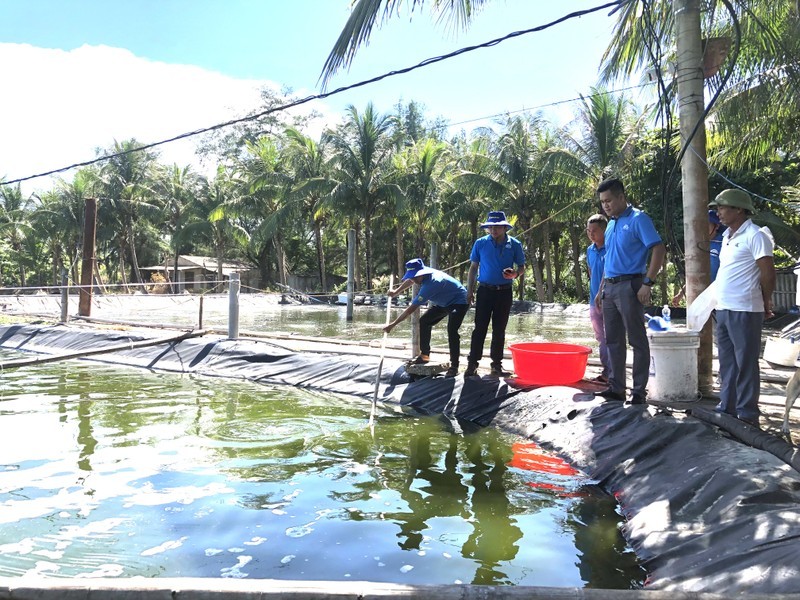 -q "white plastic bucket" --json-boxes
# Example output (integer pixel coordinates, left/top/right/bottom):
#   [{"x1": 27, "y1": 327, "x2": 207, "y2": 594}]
[
  {"x1": 647, "y1": 326, "x2": 701, "y2": 402},
  {"x1": 763, "y1": 336, "x2": 800, "y2": 367}
]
